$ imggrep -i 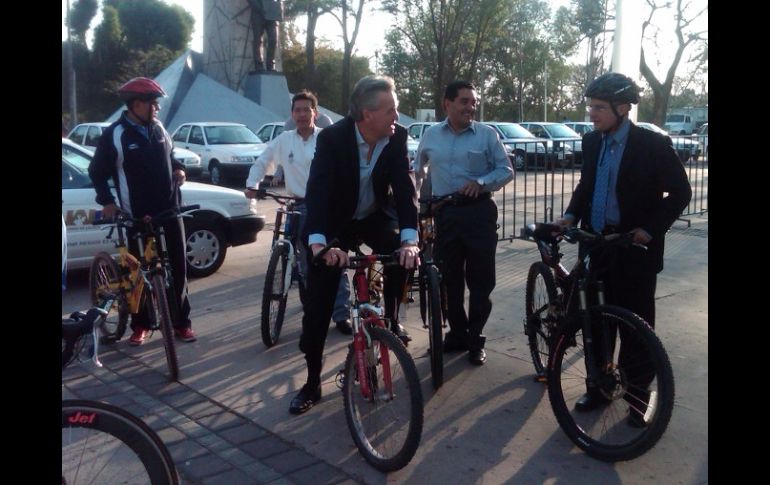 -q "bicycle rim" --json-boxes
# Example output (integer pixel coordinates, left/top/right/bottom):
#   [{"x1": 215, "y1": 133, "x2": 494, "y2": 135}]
[
  {"x1": 547, "y1": 305, "x2": 675, "y2": 461},
  {"x1": 525, "y1": 263, "x2": 559, "y2": 380},
  {"x1": 151, "y1": 275, "x2": 179, "y2": 381},
  {"x1": 427, "y1": 265, "x2": 444, "y2": 389},
  {"x1": 261, "y1": 245, "x2": 288, "y2": 347},
  {"x1": 62, "y1": 399, "x2": 179, "y2": 485},
  {"x1": 343, "y1": 326, "x2": 423, "y2": 471},
  {"x1": 88, "y1": 252, "x2": 128, "y2": 342}
]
